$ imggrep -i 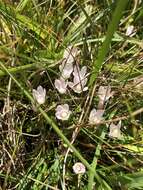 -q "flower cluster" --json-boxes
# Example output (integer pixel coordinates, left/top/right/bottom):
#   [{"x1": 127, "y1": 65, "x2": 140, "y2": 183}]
[
  {"x1": 54, "y1": 46, "x2": 88, "y2": 94},
  {"x1": 32, "y1": 46, "x2": 121, "y2": 139},
  {"x1": 88, "y1": 86, "x2": 114, "y2": 125},
  {"x1": 54, "y1": 45, "x2": 88, "y2": 121}
]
